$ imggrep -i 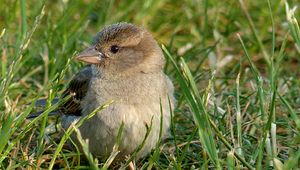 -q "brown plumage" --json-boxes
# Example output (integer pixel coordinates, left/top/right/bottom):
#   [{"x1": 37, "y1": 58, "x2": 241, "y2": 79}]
[
  {"x1": 35, "y1": 23, "x2": 175, "y2": 161},
  {"x1": 60, "y1": 65, "x2": 92, "y2": 116}
]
